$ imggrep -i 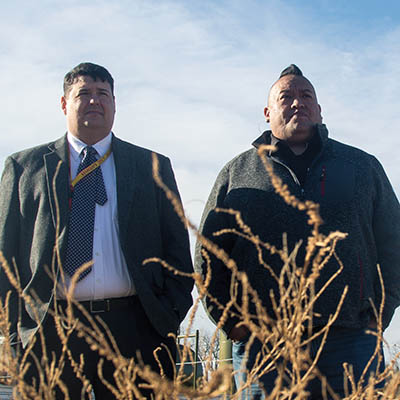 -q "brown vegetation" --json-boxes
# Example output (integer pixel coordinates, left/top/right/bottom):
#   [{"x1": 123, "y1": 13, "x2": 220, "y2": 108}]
[{"x1": 0, "y1": 149, "x2": 398, "y2": 399}]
